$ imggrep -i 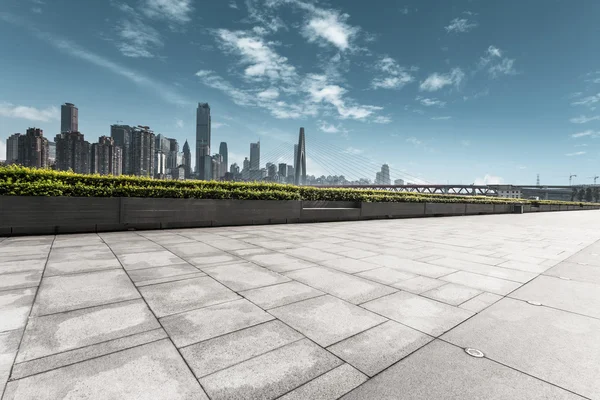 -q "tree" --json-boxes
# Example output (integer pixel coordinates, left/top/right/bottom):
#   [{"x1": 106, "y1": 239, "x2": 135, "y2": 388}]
[
  {"x1": 585, "y1": 187, "x2": 593, "y2": 202},
  {"x1": 593, "y1": 187, "x2": 600, "y2": 203},
  {"x1": 571, "y1": 187, "x2": 578, "y2": 201},
  {"x1": 577, "y1": 188, "x2": 585, "y2": 201}
]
